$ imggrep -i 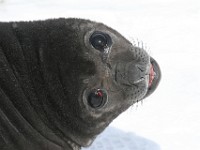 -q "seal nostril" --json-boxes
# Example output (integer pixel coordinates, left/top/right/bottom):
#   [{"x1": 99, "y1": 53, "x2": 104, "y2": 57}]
[{"x1": 136, "y1": 65, "x2": 145, "y2": 73}]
